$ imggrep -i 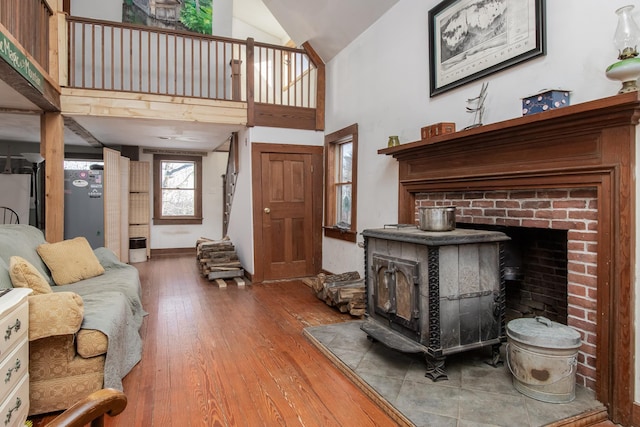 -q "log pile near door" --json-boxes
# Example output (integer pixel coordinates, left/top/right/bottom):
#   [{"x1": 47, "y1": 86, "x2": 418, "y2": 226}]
[
  {"x1": 304, "y1": 271, "x2": 365, "y2": 316},
  {"x1": 196, "y1": 237, "x2": 245, "y2": 287}
]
